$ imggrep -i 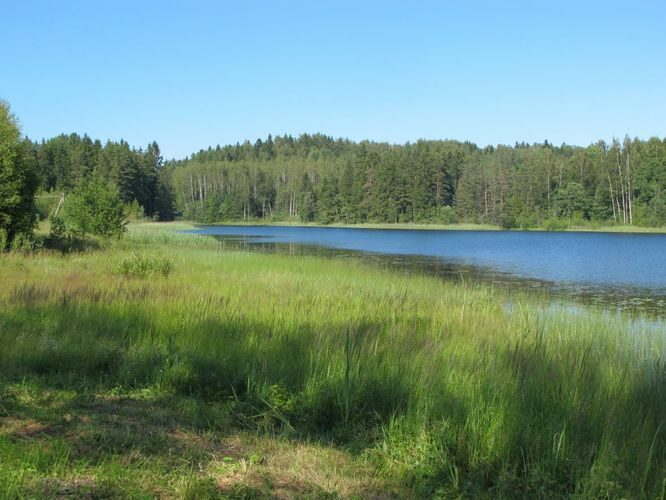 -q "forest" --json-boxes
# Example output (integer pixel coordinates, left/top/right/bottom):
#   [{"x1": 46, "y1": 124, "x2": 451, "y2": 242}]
[{"x1": 26, "y1": 132, "x2": 666, "y2": 228}]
